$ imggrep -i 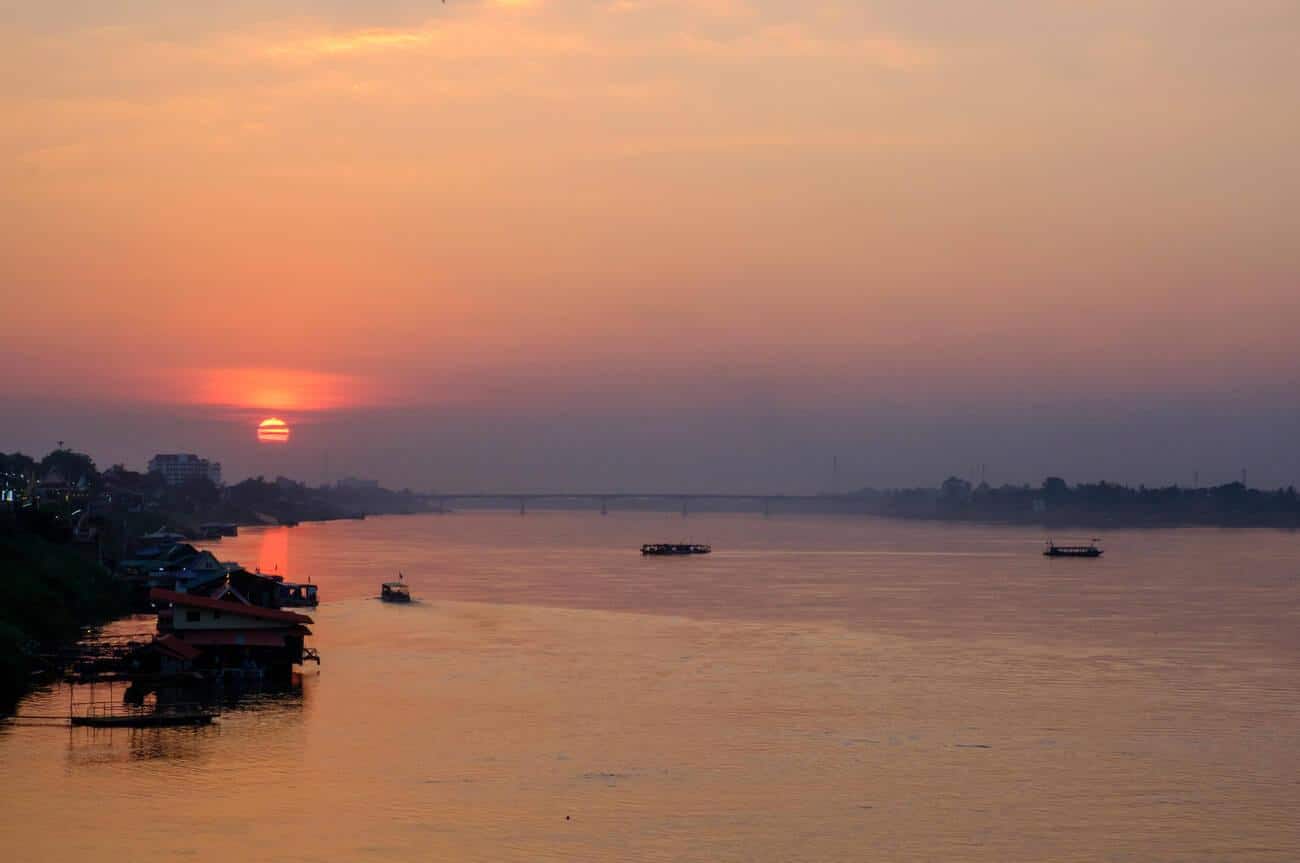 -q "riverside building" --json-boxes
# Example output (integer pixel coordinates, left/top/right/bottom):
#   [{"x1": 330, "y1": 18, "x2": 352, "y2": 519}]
[{"x1": 147, "y1": 453, "x2": 223, "y2": 486}]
